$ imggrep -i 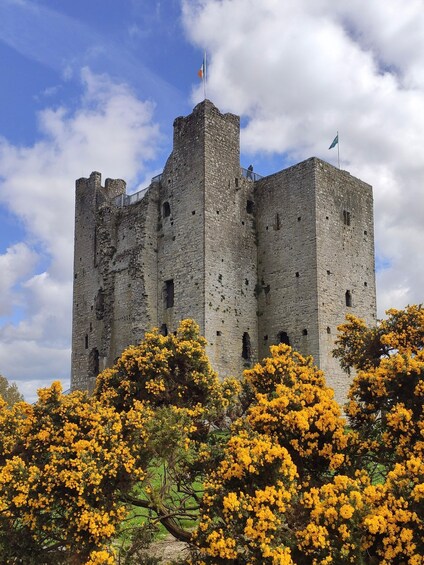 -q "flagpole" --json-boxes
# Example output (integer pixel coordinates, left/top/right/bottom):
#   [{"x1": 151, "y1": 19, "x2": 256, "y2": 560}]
[
  {"x1": 203, "y1": 50, "x2": 207, "y2": 100},
  {"x1": 337, "y1": 130, "x2": 340, "y2": 169}
]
